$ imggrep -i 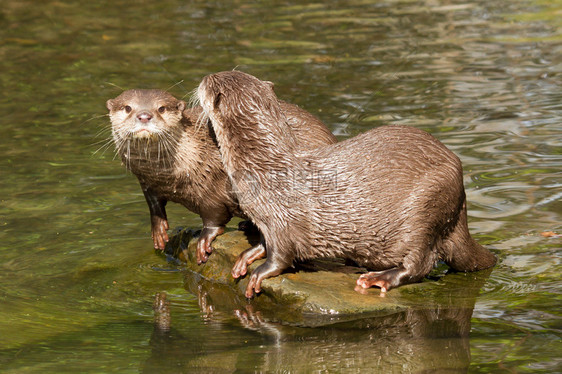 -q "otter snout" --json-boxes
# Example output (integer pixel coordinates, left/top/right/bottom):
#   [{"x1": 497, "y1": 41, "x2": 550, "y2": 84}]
[{"x1": 137, "y1": 112, "x2": 153, "y2": 123}]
